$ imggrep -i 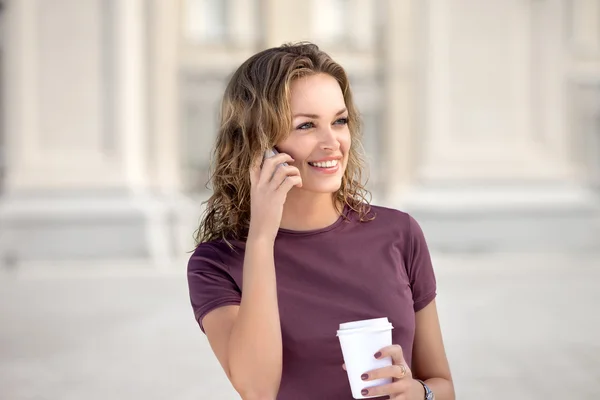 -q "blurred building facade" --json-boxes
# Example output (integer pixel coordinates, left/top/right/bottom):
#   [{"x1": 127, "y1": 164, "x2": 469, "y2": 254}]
[{"x1": 0, "y1": 0, "x2": 599, "y2": 267}]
